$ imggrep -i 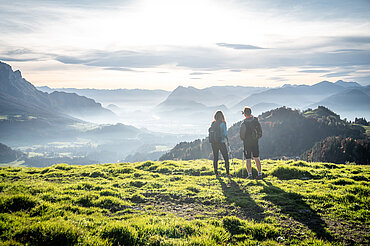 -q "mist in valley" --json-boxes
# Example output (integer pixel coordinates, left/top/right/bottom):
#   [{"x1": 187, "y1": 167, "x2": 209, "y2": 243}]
[{"x1": 1, "y1": 61, "x2": 369, "y2": 167}]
